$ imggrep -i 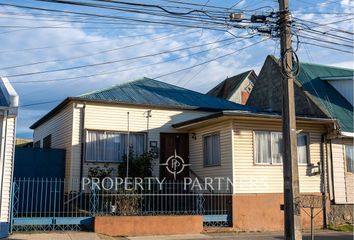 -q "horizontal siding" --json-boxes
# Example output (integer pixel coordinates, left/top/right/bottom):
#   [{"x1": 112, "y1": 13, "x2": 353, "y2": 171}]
[
  {"x1": 233, "y1": 119, "x2": 326, "y2": 194},
  {"x1": 189, "y1": 121, "x2": 233, "y2": 181},
  {"x1": 343, "y1": 137, "x2": 354, "y2": 203},
  {"x1": 33, "y1": 104, "x2": 74, "y2": 179},
  {"x1": 71, "y1": 103, "x2": 210, "y2": 180},
  {"x1": 331, "y1": 138, "x2": 347, "y2": 203},
  {"x1": 0, "y1": 117, "x2": 16, "y2": 222}
]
